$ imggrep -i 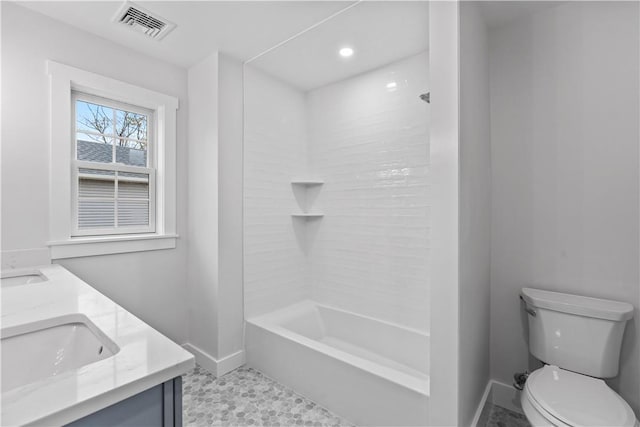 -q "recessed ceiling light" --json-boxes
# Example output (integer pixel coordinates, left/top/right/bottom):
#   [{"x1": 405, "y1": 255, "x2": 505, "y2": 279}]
[
  {"x1": 339, "y1": 47, "x2": 354, "y2": 58},
  {"x1": 386, "y1": 82, "x2": 398, "y2": 90}
]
